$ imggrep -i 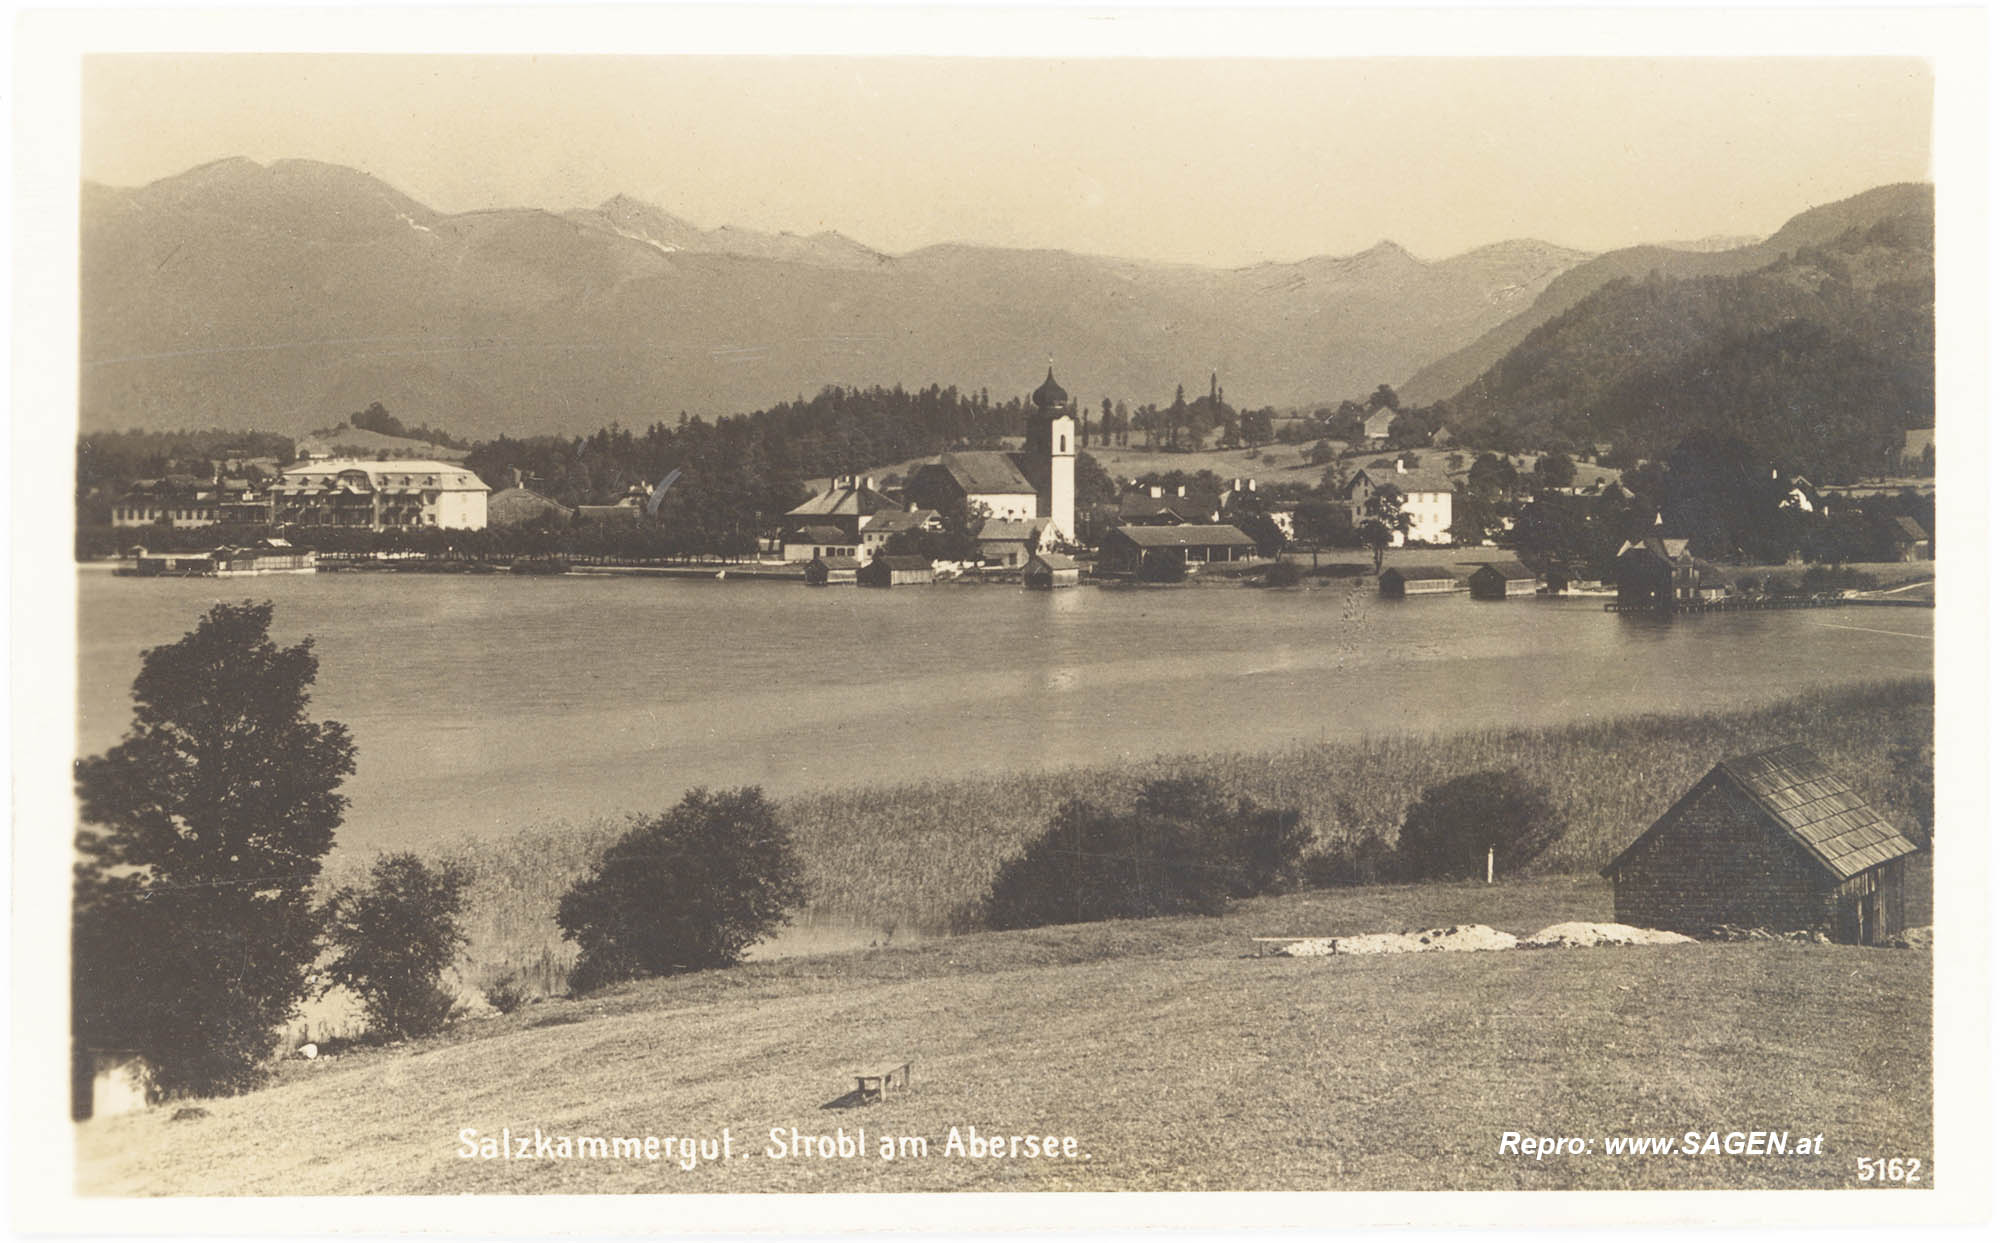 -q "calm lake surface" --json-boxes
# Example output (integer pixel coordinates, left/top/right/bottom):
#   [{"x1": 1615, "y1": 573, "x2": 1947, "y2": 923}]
[{"x1": 77, "y1": 568, "x2": 1933, "y2": 855}]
